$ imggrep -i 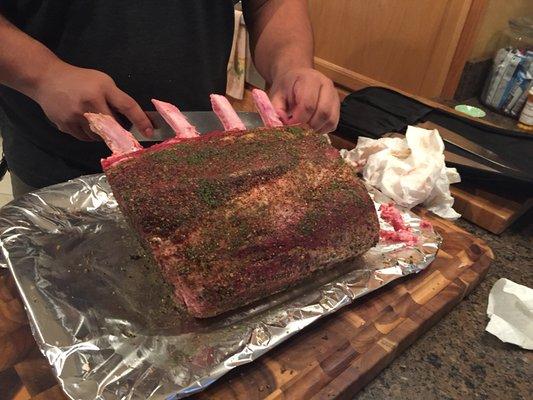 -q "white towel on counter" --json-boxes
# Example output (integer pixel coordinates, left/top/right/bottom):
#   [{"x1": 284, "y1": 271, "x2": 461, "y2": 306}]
[
  {"x1": 226, "y1": 10, "x2": 247, "y2": 99},
  {"x1": 486, "y1": 278, "x2": 533, "y2": 350},
  {"x1": 340, "y1": 126, "x2": 461, "y2": 219}
]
